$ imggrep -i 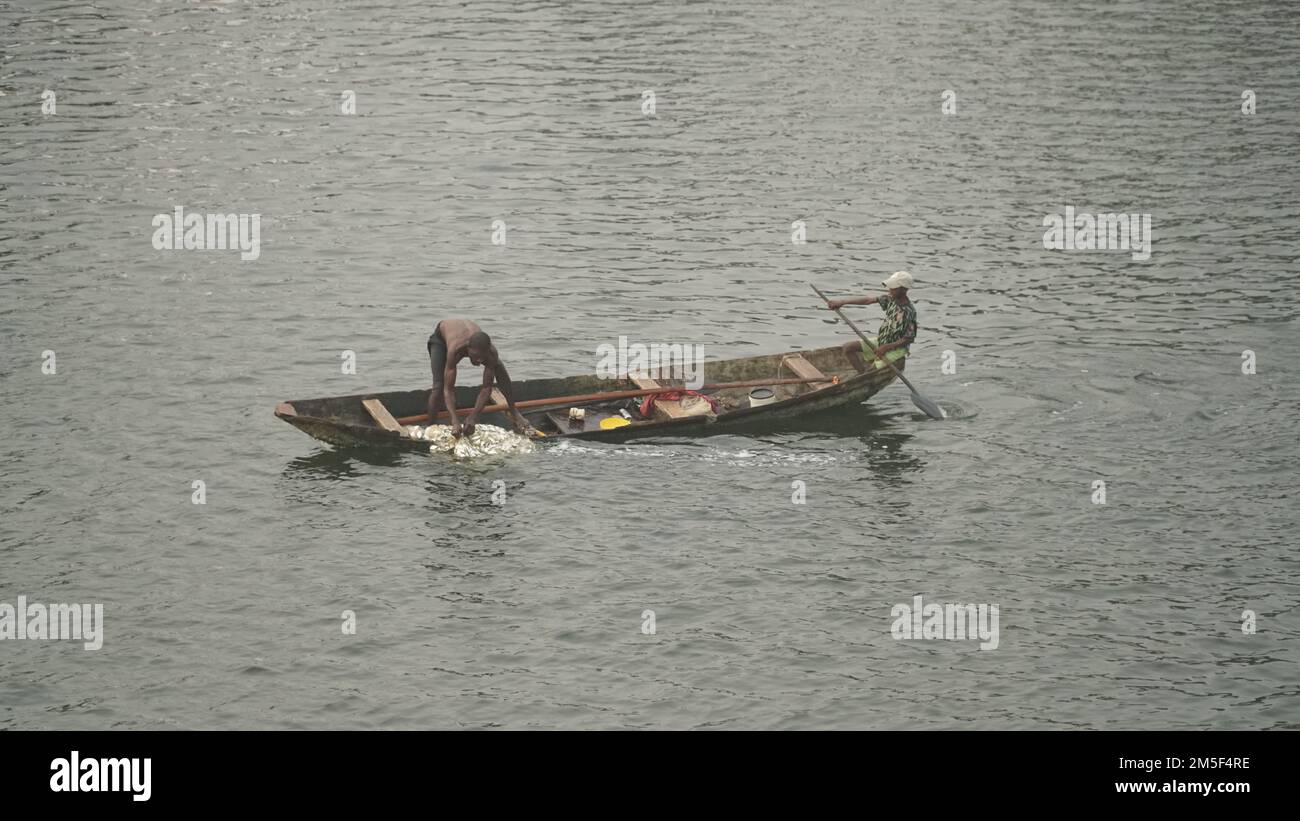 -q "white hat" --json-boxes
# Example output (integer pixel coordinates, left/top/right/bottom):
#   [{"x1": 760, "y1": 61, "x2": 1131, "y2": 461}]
[{"x1": 882, "y1": 270, "x2": 914, "y2": 290}]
